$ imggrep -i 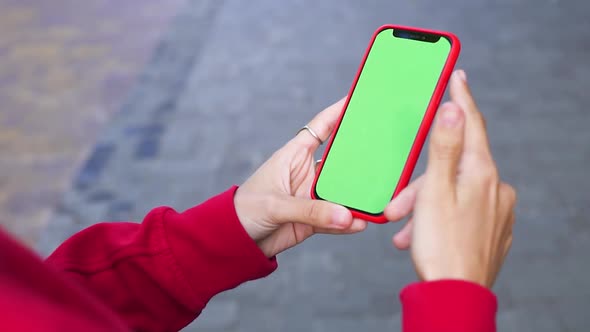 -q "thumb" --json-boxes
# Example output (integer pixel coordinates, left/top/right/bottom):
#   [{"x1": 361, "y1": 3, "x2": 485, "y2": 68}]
[
  {"x1": 272, "y1": 196, "x2": 353, "y2": 229},
  {"x1": 426, "y1": 102, "x2": 465, "y2": 192}
]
